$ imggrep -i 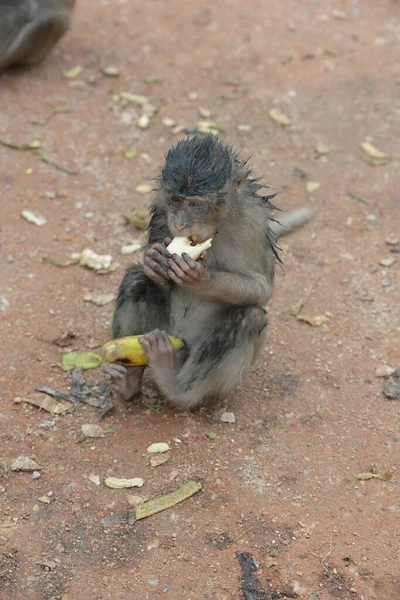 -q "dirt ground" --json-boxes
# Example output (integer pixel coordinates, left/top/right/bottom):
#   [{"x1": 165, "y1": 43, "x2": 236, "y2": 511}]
[{"x1": 0, "y1": 1, "x2": 399, "y2": 599}]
